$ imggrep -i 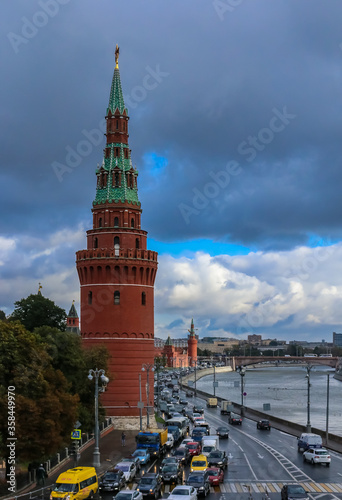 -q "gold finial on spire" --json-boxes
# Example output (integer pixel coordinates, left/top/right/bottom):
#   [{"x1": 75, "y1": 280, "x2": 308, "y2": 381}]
[
  {"x1": 38, "y1": 283, "x2": 42, "y2": 294},
  {"x1": 115, "y1": 44, "x2": 120, "y2": 69}
]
